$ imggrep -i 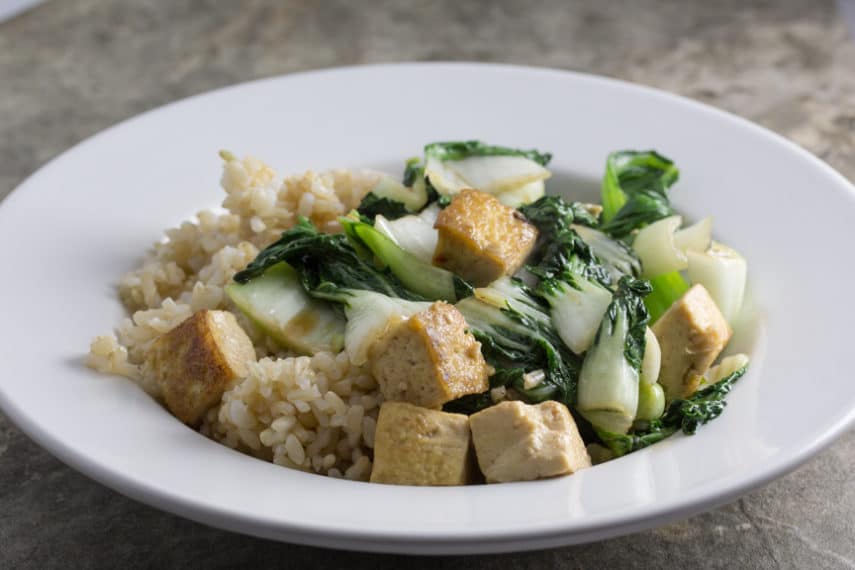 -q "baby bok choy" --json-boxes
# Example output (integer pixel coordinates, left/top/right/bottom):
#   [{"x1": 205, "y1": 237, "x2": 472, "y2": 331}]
[
  {"x1": 530, "y1": 229, "x2": 614, "y2": 355},
  {"x1": 518, "y1": 195, "x2": 640, "y2": 284},
  {"x1": 356, "y1": 157, "x2": 435, "y2": 219},
  {"x1": 225, "y1": 261, "x2": 345, "y2": 354},
  {"x1": 340, "y1": 215, "x2": 470, "y2": 302},
  {"x1": 636, "y1": 328, "x2": 664, "y2": 421},
  {"x1": 633, "y1": 215, "x2": 712, "y2": 322},
  {"x1": 452, "y1": 277, "x2": 582, "y2": 410},
  {"x1": 518, "y1": 195, "x2": 599, "y2": 240},
  {"x1": 687, "y1": 242, "x2": 747, "y2": 324},
  {"x1": 600, "y1": 150, "x2": 680, "y2": 238},
  {"x1": 571, "y1": 224, "x2": 641, "y2": 283},
  {"x1": 597, "y1": 358, "x2": 749, "y2": 456},
  {"x1": 422, "y1": 140, "x2": 553, "y2": 207},
  {"x1": 373, "y1": 204, "x2": 440, "y2": 264},
  {"x1": 576, "y1": 276, "x2": 652, "y2": 435},
  {"x1": 232, "y1": 217, "x2": 434, "y2": 364}
]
